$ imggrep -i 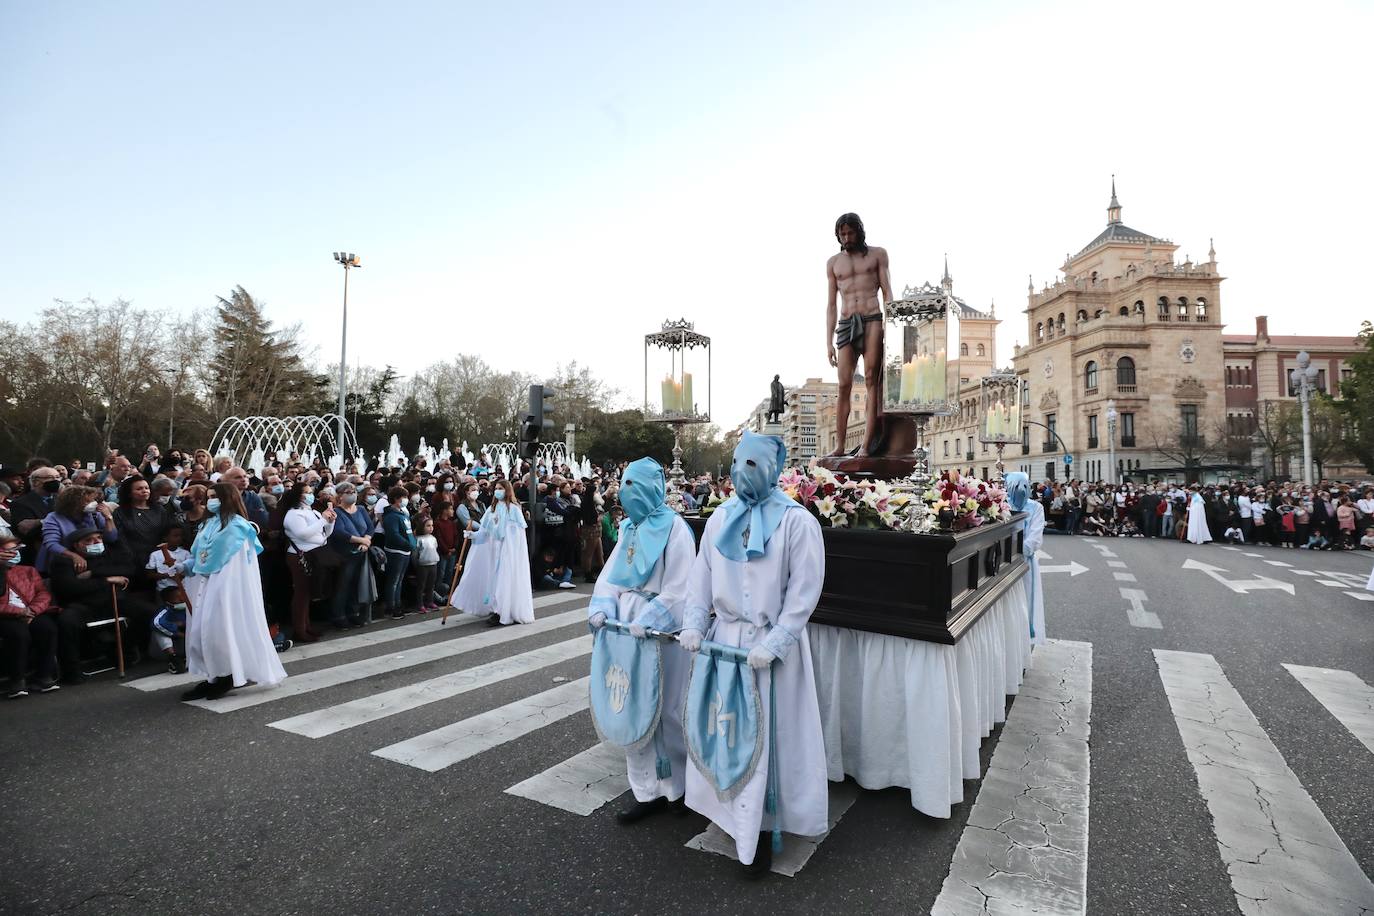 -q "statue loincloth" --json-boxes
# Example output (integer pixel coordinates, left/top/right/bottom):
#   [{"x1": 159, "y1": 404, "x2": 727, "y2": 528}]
[{"x1": 835, "y1": 312, "x2": 882, "y2": 351}]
